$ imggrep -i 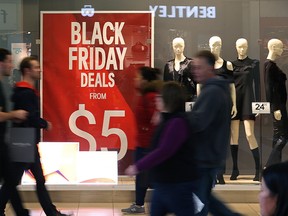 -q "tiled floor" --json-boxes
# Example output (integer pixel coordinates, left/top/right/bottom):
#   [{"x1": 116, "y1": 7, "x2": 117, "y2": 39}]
[{"x1": 4, "y1": 202, "x2": 261, "y2": 216}]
